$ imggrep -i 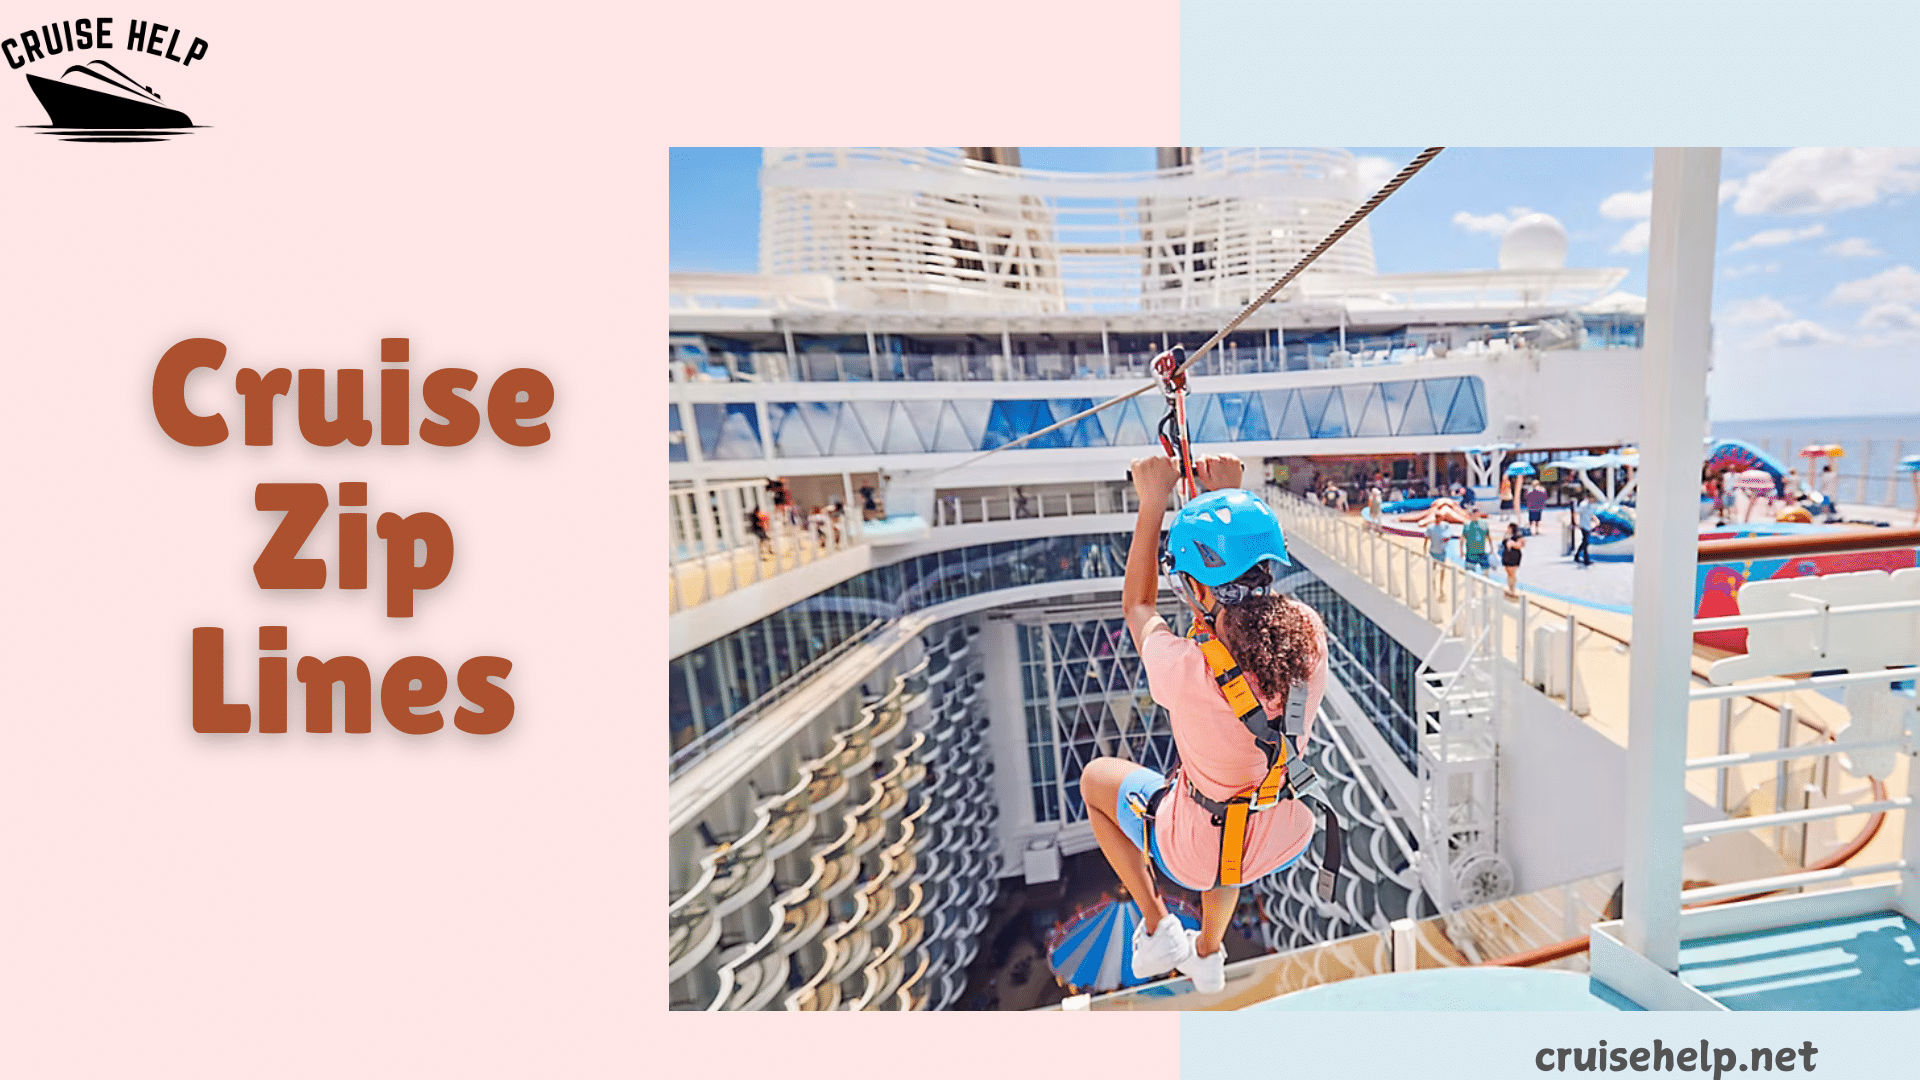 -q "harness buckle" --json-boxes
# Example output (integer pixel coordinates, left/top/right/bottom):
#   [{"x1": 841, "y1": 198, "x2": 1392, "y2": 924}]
[{"x1": 1287, "y1": 759, "x2": 1322, "y2": 801}]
